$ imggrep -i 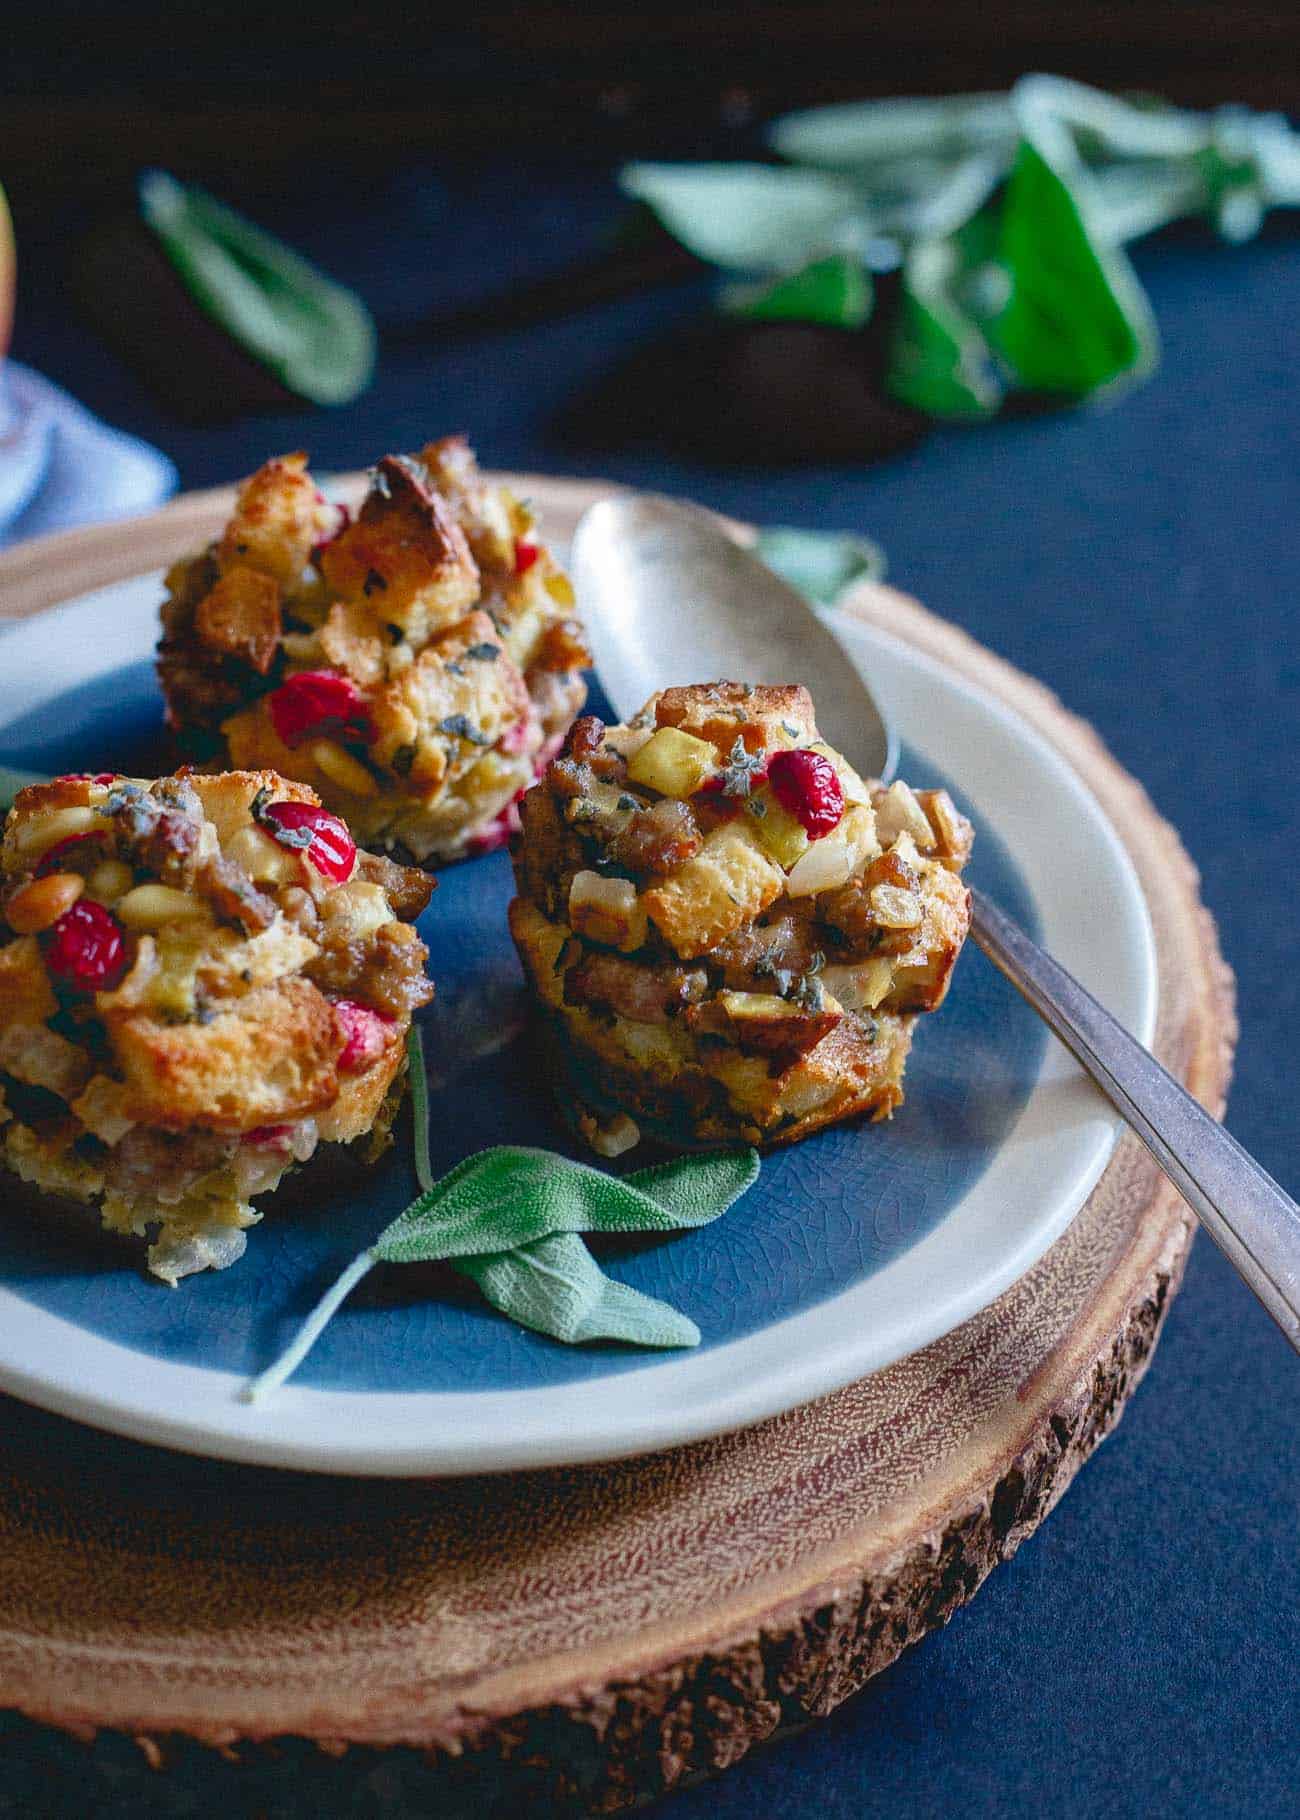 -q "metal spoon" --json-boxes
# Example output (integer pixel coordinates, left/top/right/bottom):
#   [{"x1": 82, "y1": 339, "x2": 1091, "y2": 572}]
[{"x1": 572, "y1": 492, "x2": 1300, "y2": 1354}]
